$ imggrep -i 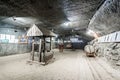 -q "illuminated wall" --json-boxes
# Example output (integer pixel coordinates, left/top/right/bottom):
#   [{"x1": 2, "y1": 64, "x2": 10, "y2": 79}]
[
  {"x1": 97, "y1": 31, "x2": 120, "y2": 43},
  {"x1": 0, "y1": 28, "x2": 28, "y2": 43}
]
